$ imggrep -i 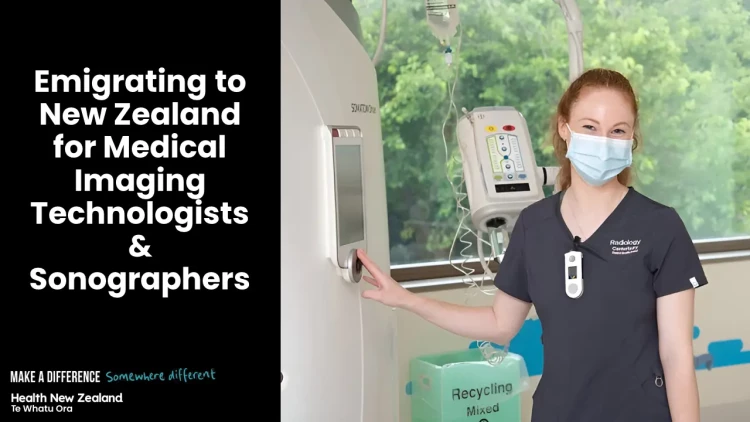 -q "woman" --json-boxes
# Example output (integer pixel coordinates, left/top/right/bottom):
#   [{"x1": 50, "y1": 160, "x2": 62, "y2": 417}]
[{"x1": 357, "y1": 68, "x2": 706, "y2": 422}]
